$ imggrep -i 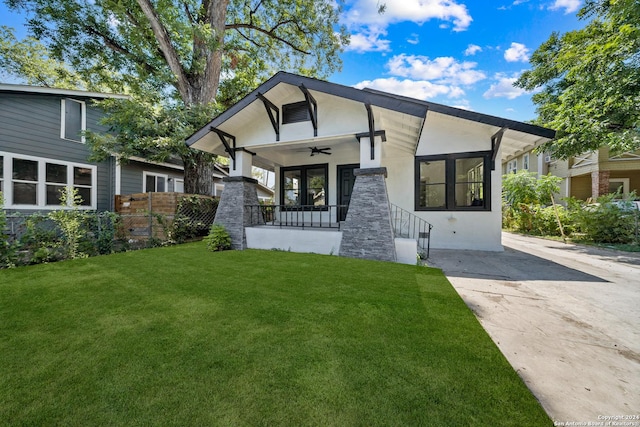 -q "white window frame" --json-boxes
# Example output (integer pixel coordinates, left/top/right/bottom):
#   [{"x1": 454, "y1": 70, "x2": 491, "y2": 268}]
[
  {"x1": 60, "y1": 98, "x2": 87, "y2": 143},
  {"x1": 523, "y1": 153, "x2": 530, "y2": 170},
  {"x1": 173, "y1": 178, "x2": 184, "y2": 193},
  {"x1": 506, "y1": 160, "x2": 517, "y2": 174},
  {"x1": 143, "y1": 171, "x2": 168, "y2": 193},
  {"x1": 609, "y1": 178, "x2": 630, "y2": 197},
  {"x1": 0, "y1": 151, "x2": 97, "y2": 210}
]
